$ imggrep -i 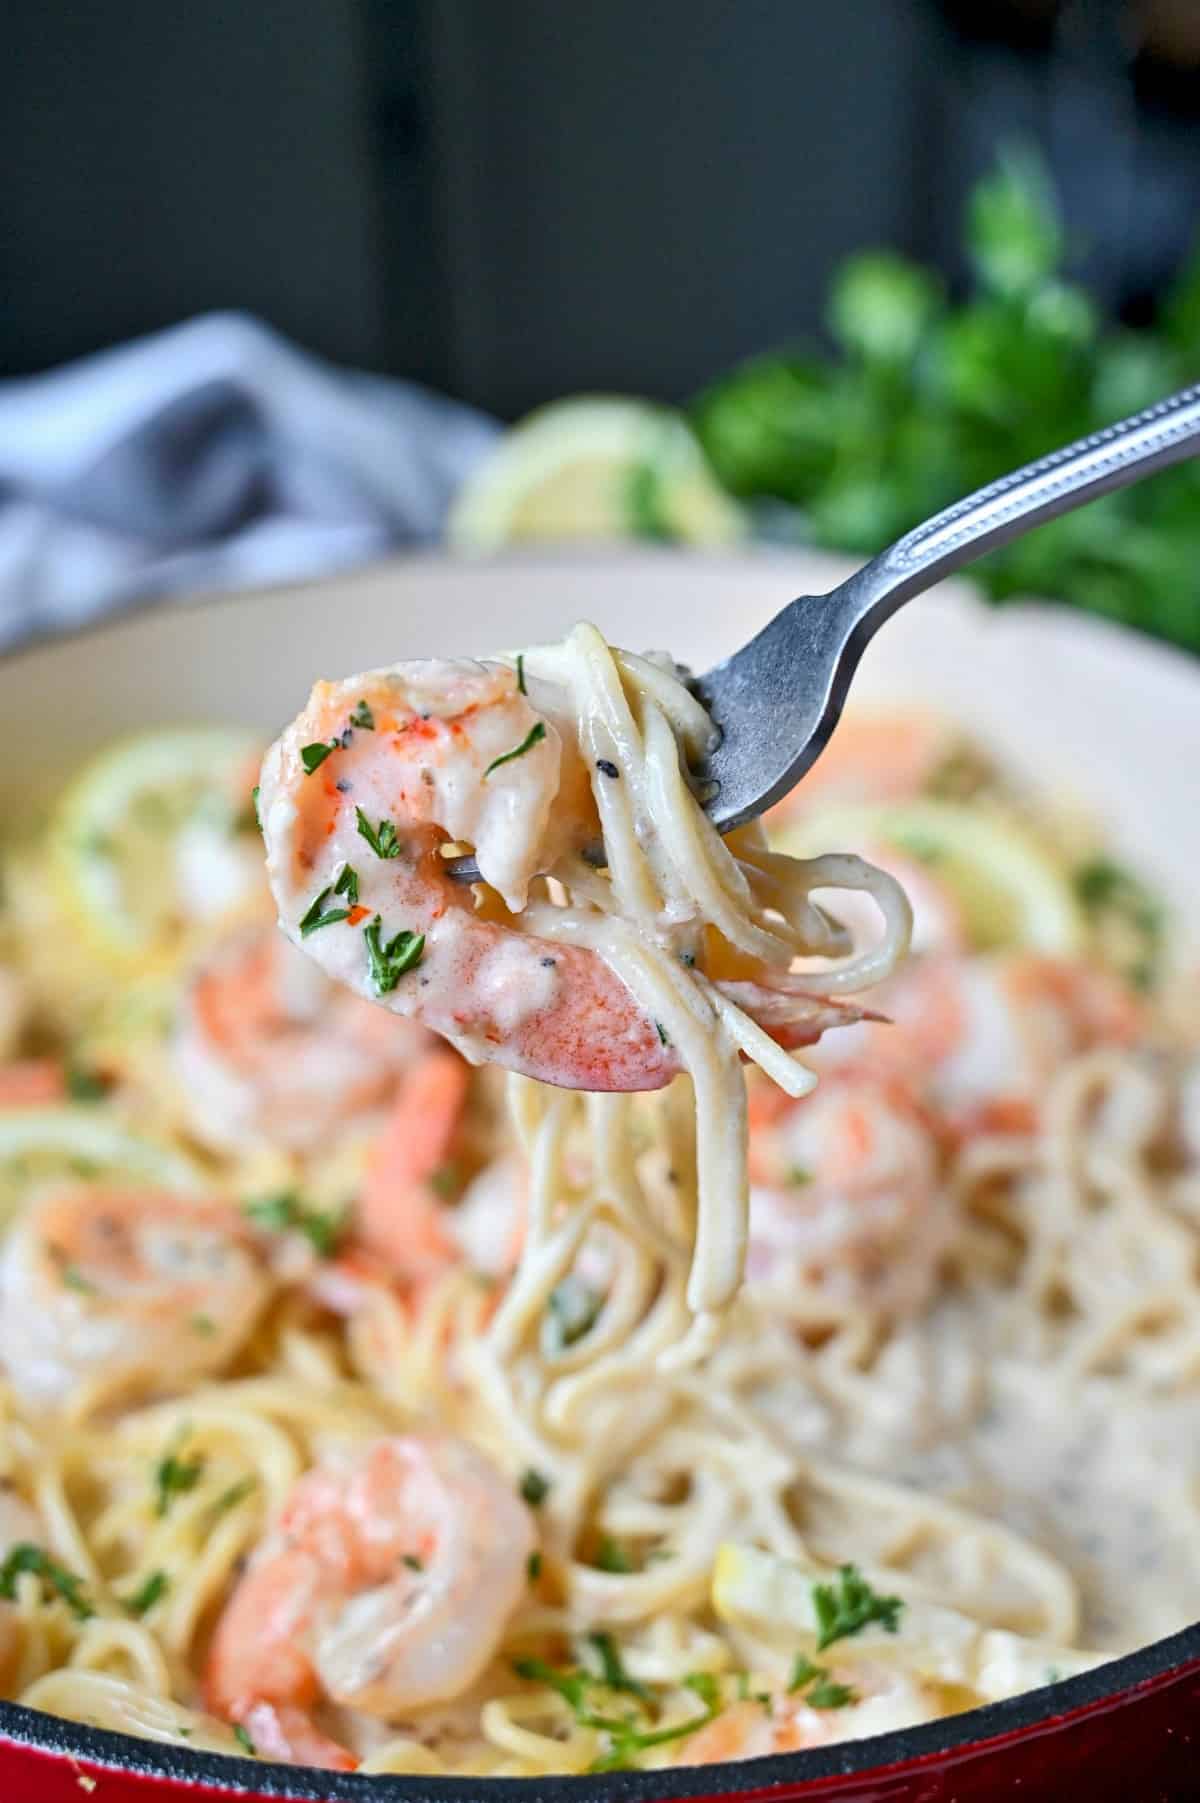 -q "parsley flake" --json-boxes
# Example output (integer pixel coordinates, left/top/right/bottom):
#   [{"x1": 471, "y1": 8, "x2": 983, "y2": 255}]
[
  {"x1": 355, "y1": 807, "x2": 403, "y2": 860},
  {"x1": 233, "y1": 1723, "x2": 257, "y2": 1756},
  {"x1": 334, "y1": 862, "x2": 359, "y2": 904},
  {"x1": 154, "y1": 1442, "x2": 205, "y2": 1519},
  {"x1": 300, "y1": 740, "x2": 338, "y2": 775},
  {"x1": 519, "y1": 1468, "x2": 550, "y2": 1506},
  {"x1": 244, "y1": 1191, "x2": 345, "y2": 1258},
  {"x1": 298, "y1": 884, "x2": 352, "y2": 937},
  {"x1": 363, "y1": 916, "x2": 425, "y2": 993},
  {"x1": 402, "y1": 1553, "x2": 424, "y2": 1572},
  {"x1": 527, "y1": 1550, "x2": 543, "y2": 1581},
  {"x1": 545, "y1": 1276, "x2": 603, "y2": 1353},
  {"x1": 65, "y1": 1063, "x2": 107, "y2": 1102},
  {"x1": 349, "y1": 700, "x2": 375, "y2": 730},
  {"x1": 0, "y1": 1544, "x2": 94, "y2": 1620},
  {"x1": 484, "y1": 721, "x2": 546, "y2": 778},
  {"x1": 516, "y1": 653, "x2": 527, "y2": 694},
  {"x1": 812, "y1": 1564, "x2": 903, "y2": 1651},
  {"x1": 124, "y1": 1570, "x2": 169, "y2": 1617}
]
